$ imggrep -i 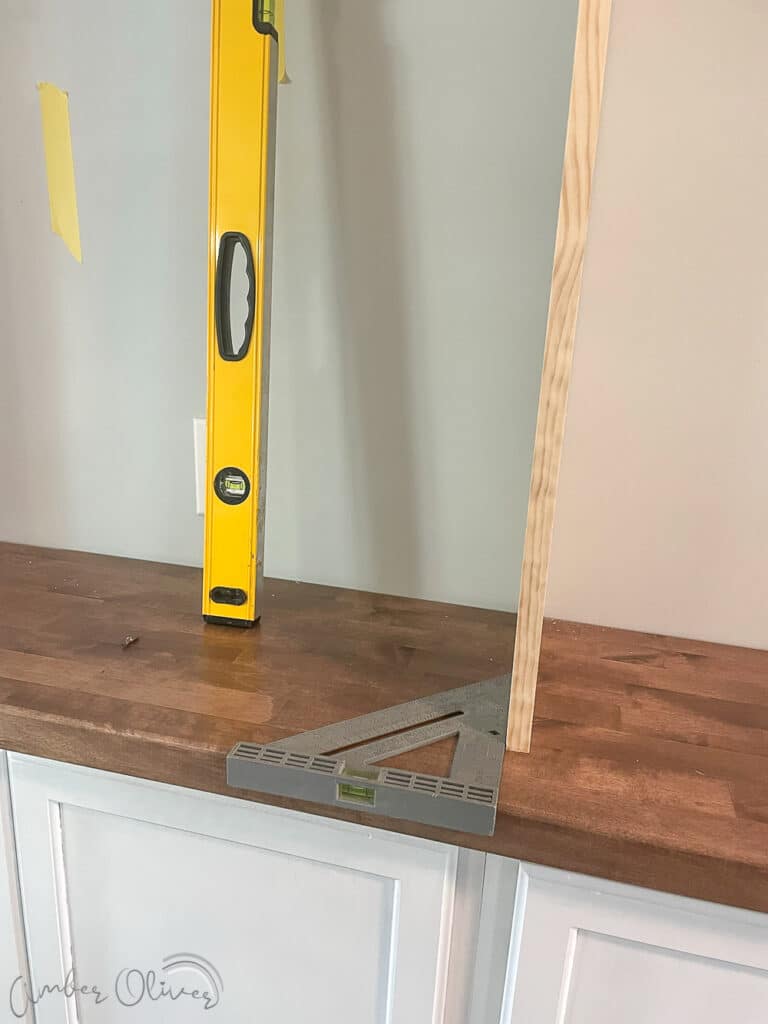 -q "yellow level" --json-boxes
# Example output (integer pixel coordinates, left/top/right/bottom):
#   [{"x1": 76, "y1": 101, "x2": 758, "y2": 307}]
[{"x1": 203, "y1": 0, "x2": 279, "y2": 627}]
